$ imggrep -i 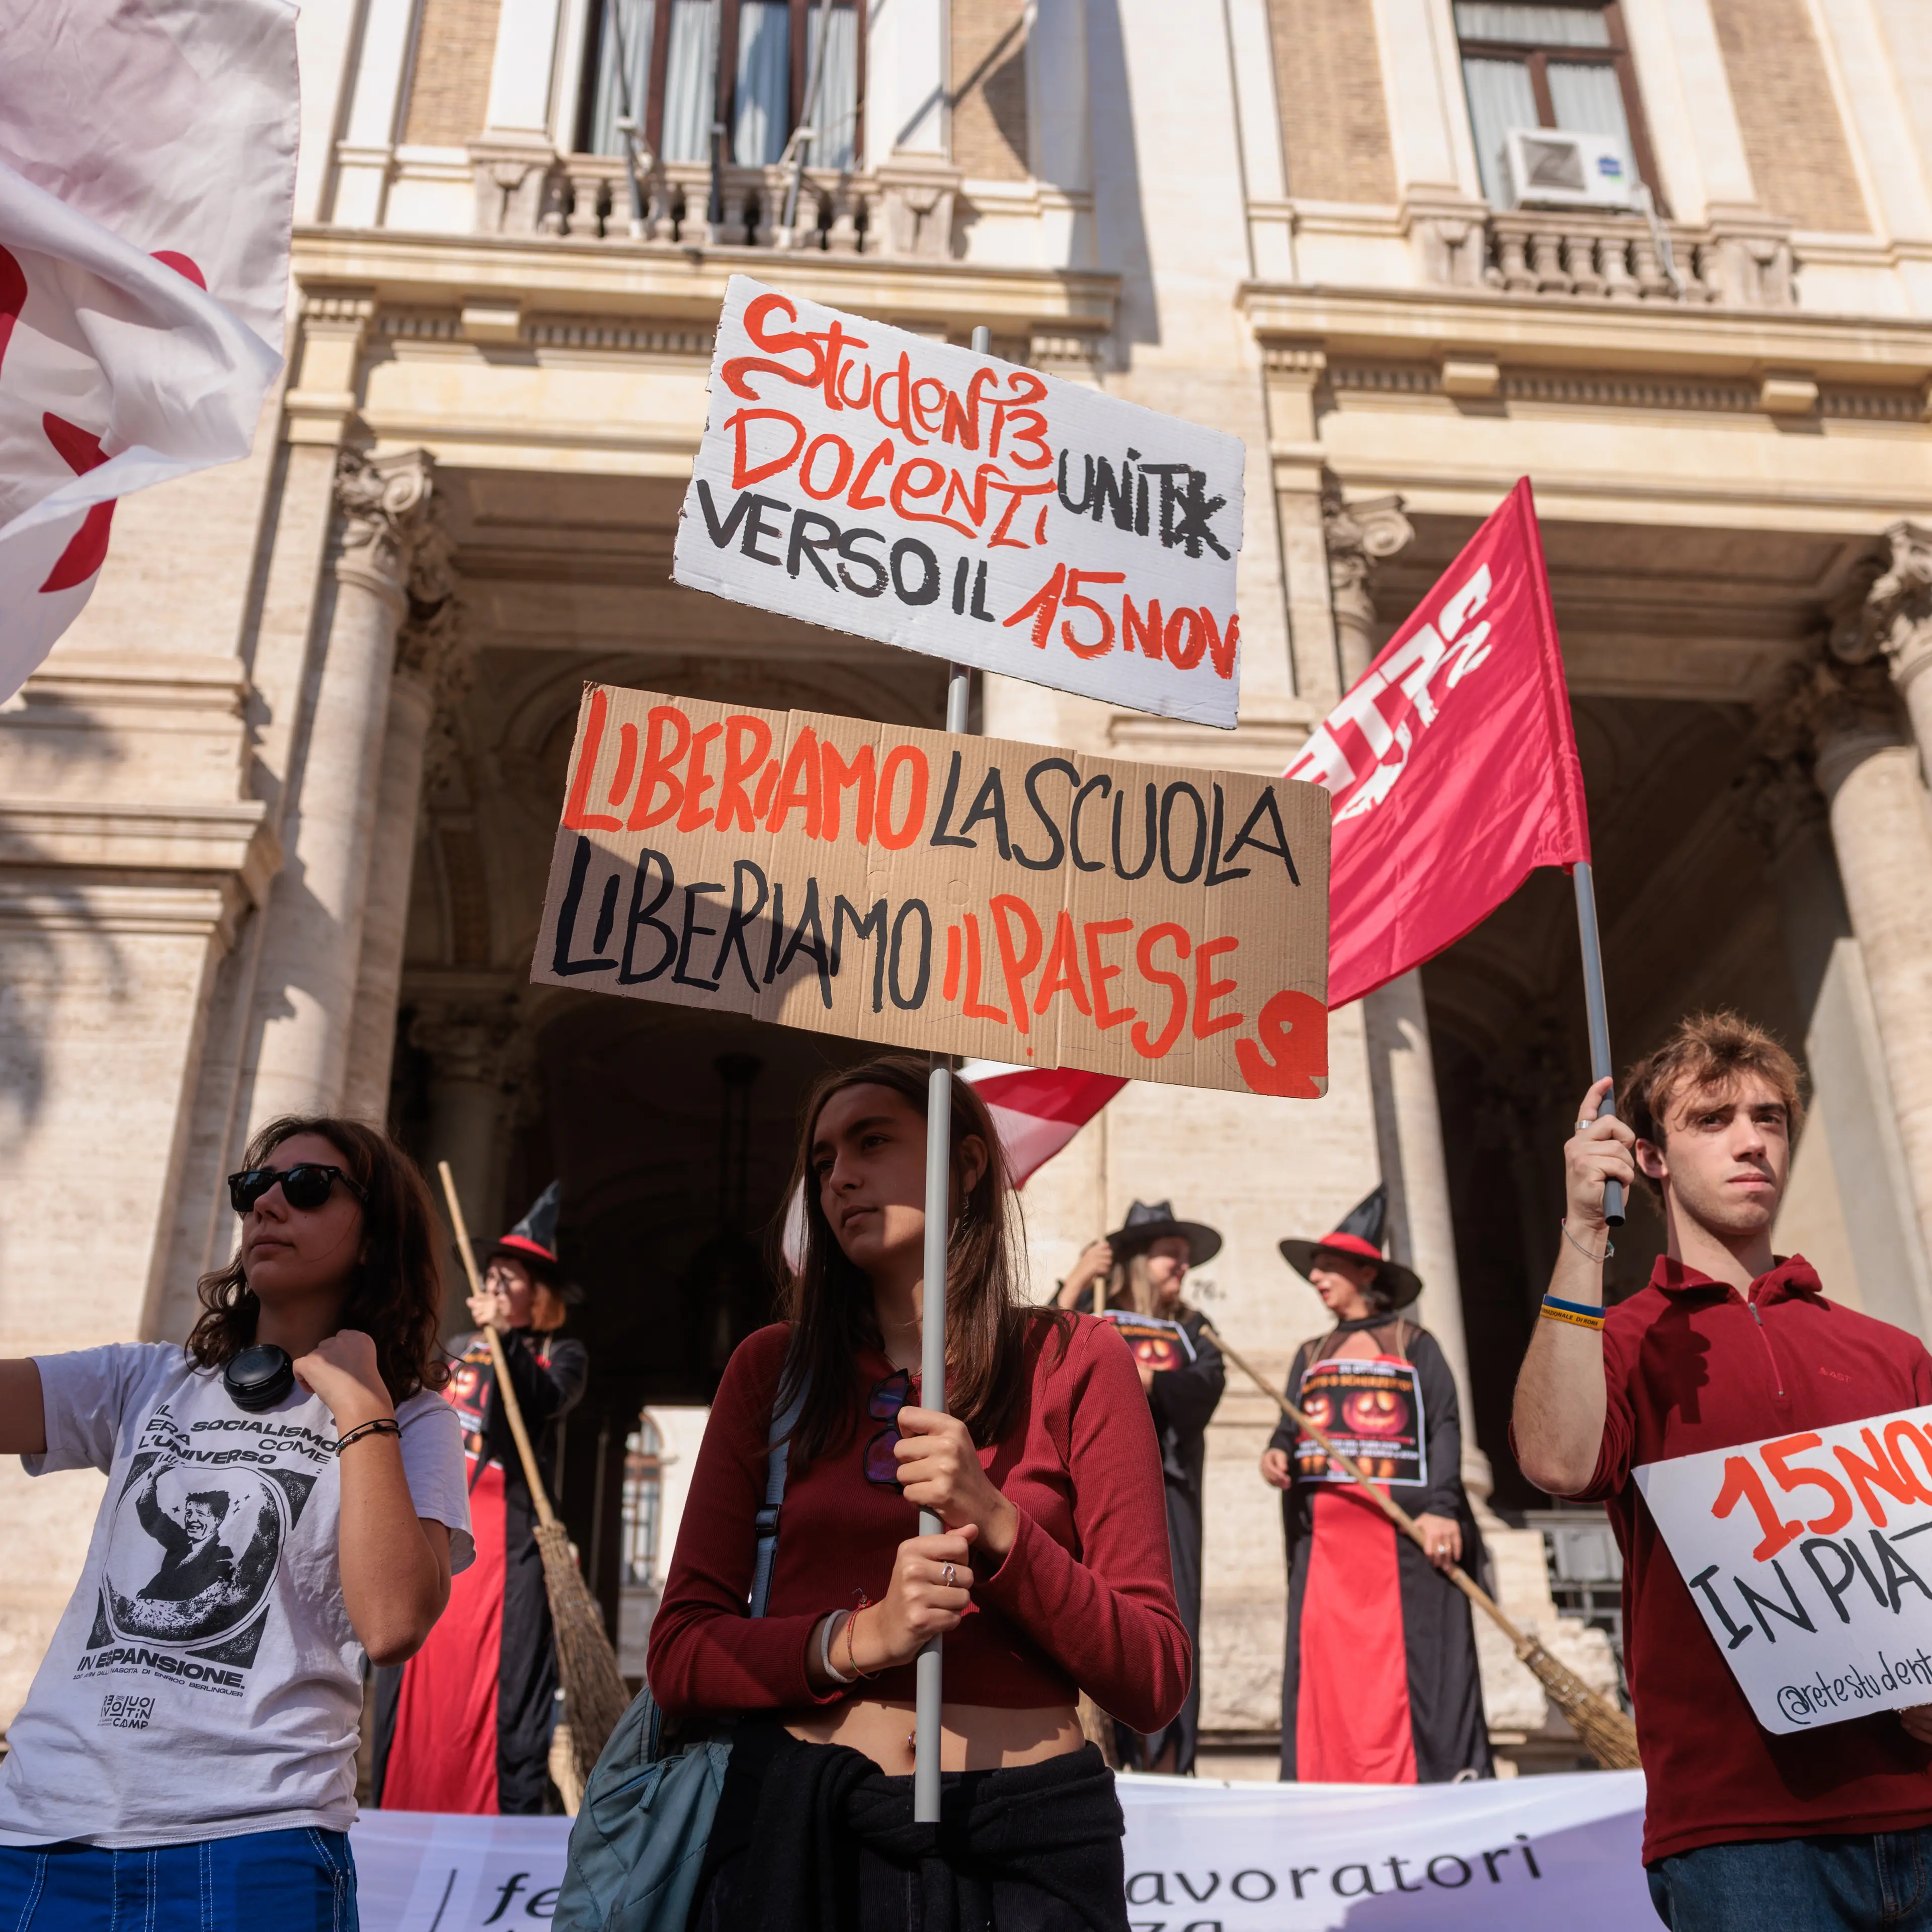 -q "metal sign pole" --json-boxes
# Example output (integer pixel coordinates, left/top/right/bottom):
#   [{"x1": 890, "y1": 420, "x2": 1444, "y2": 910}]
[
  {"x1": 1573, "y1": 860, "x2": 1625, "y2": 1227},
  {"x1": 914, "y1": 326, "x2": 990, "y2": 1824}
]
